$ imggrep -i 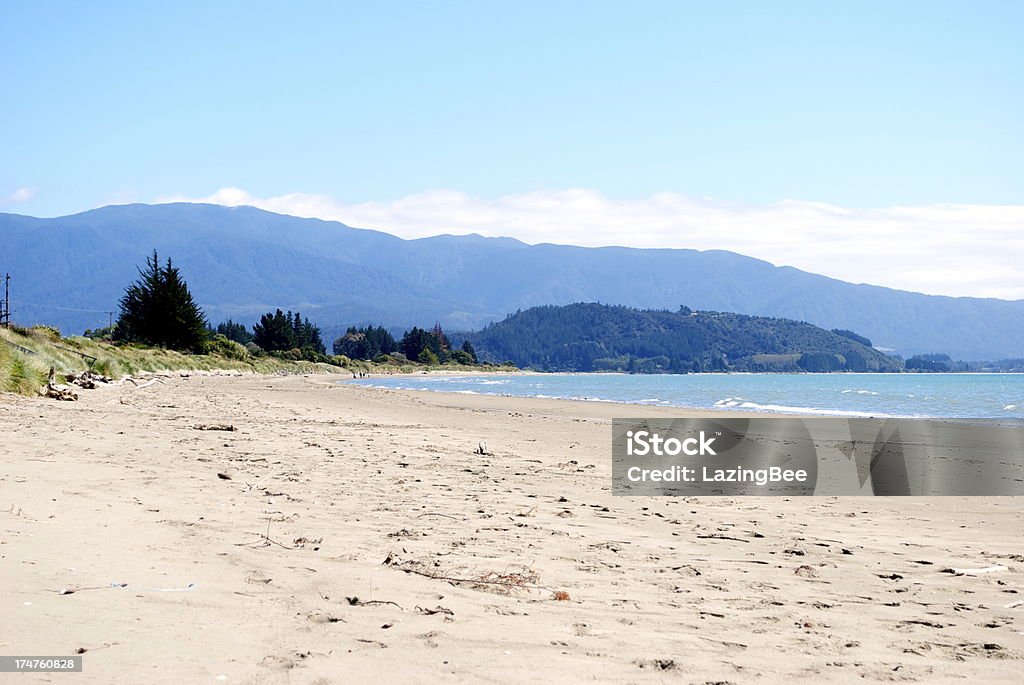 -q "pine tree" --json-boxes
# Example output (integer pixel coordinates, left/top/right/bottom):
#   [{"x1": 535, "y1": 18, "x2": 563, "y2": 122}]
[
  {"x1": 215, "y1": 319, "x2": 253, "y2": 344},
  {"x1": 430, "y1": 322, "x2": 450, "y2": 351},
  {"x1": 114, "y1": 251, "x2": 208, "y2": 352},
  {"x1": 253, "y1": 309, "x2": 325, "y2": 358},
  {"x1": 253, "y1": 309, "x2": 294, "y2": 351}
]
